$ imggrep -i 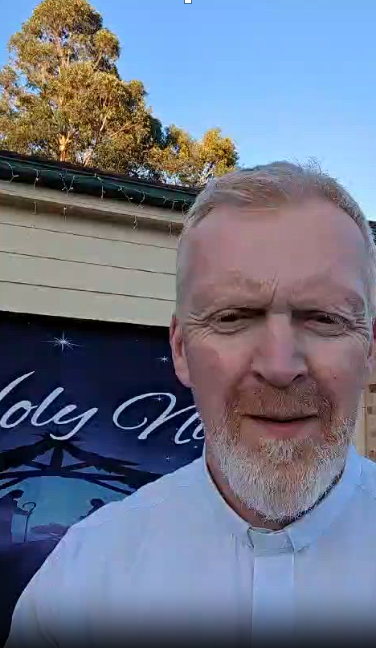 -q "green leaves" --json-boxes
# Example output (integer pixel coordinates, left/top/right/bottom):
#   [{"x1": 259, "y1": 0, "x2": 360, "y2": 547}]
[
  {"x1": 148, "y1": 125, "x2": 238, "y2": 186},
  {"x1": 0, "y1": 0, "x2": 238, "y2": 185}
]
